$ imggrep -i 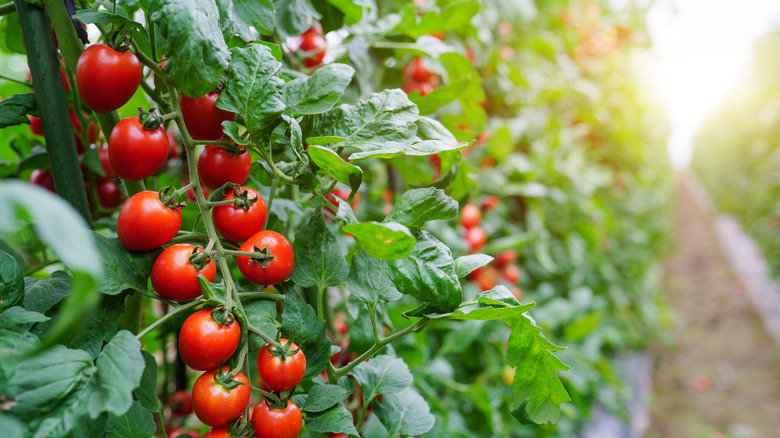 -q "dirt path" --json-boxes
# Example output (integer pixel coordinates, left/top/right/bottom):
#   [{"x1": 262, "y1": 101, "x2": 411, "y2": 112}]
[{"x1": 647, "y1": 177, "x2": 780, "y2": 438}]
